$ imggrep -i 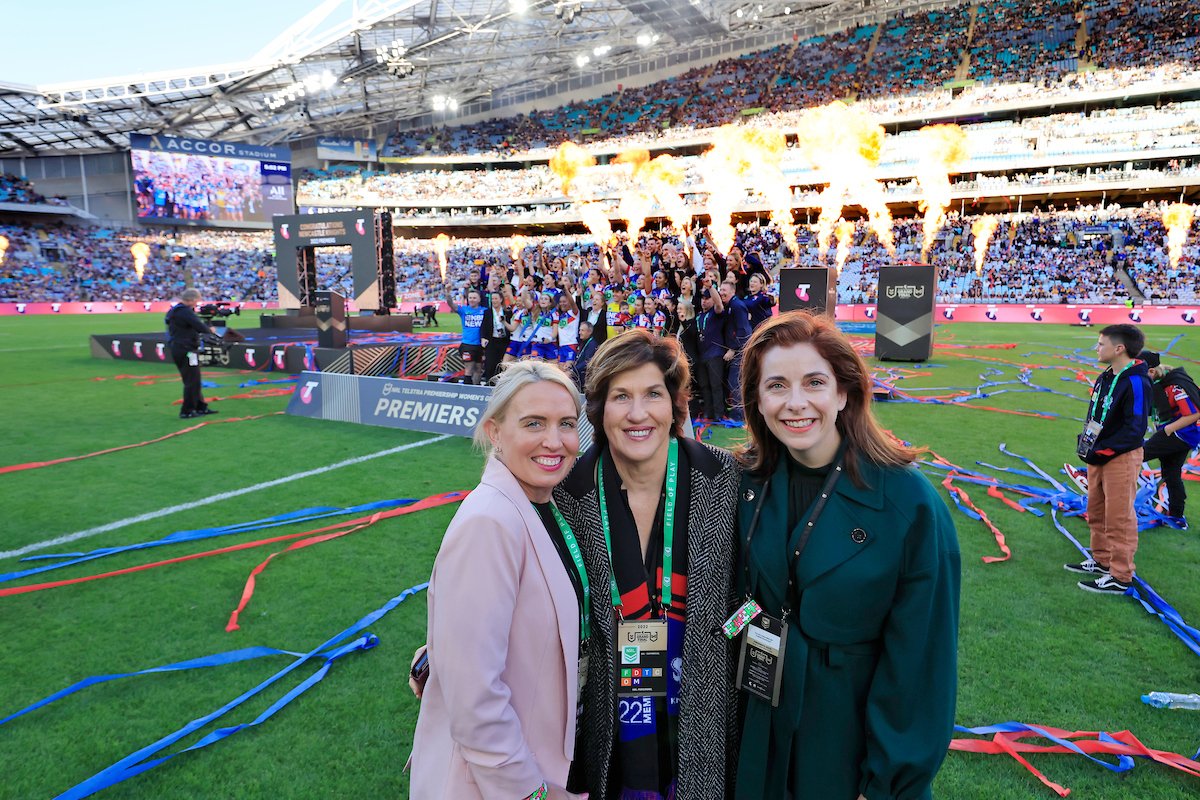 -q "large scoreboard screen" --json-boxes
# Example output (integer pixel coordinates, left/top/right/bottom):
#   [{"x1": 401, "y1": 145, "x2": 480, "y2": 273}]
[{"x1": 130, "y1": 134, "x2": 293, "y2": 229}]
